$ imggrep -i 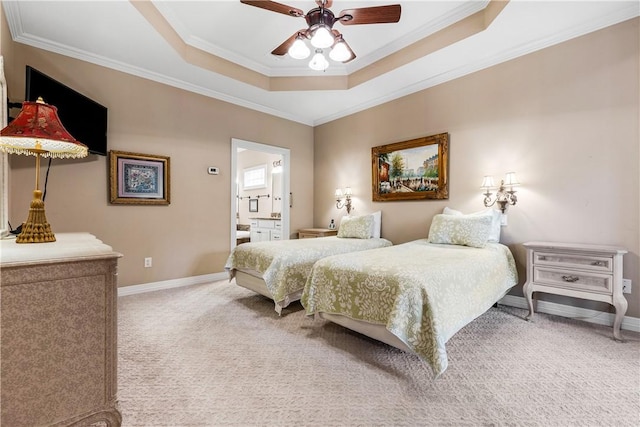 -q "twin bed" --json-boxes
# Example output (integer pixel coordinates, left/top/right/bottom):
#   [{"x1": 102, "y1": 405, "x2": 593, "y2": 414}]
[
  {"x1": 225, "y1": 209, "x2": 518, "y2": 376},
  {"x1": 225, "y1": 212, "x2": 391, "y2": 314}
]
